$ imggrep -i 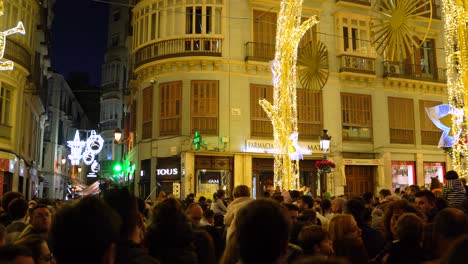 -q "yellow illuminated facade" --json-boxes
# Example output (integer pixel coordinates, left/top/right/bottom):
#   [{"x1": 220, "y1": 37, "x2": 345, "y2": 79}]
[
  {"x1": 128, "y1": 0, "x2": 449, "y2": 199},
  {"x1": 0, "y1": 0, "x2": 49, "y2": 198}
]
